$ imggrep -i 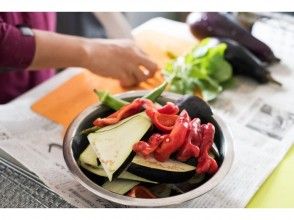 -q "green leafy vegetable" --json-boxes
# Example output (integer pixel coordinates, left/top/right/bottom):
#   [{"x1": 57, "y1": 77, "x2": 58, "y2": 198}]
[{"x1": 164, "y1": 38, "x2": 233, "y2": 101}]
